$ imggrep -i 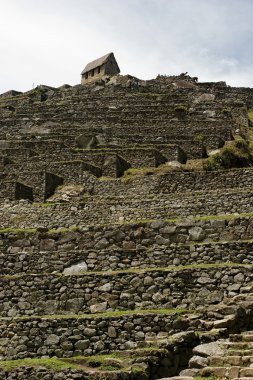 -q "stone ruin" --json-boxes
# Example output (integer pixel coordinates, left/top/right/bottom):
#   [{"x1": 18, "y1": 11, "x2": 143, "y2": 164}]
[{"x1": 0, "y1": 69, "x2": 253, "y2": 379}]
